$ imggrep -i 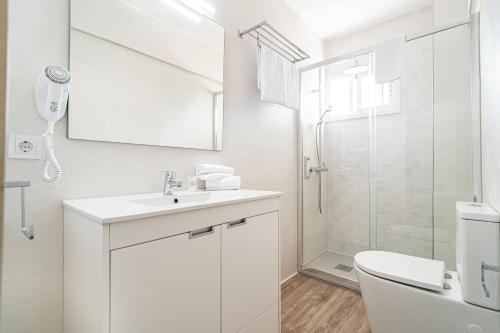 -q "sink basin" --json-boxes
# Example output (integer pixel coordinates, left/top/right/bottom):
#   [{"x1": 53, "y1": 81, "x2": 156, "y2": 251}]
[
  {"x1": 131, "y1": 192, "x2": 213, "y2": 207},
  {"x1": 63, "y1": 189, "x2": 281, "y2": 224}
]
